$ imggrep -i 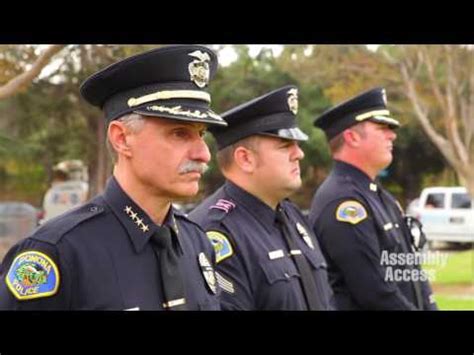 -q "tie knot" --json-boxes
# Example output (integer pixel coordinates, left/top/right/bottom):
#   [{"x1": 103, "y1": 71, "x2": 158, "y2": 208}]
[
  {"x1": 275, "y1": 207, "x2": 287, "y2": 225},
  {"x1": 151, "y1": 226, "x2": 173, "y2": 250}
]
